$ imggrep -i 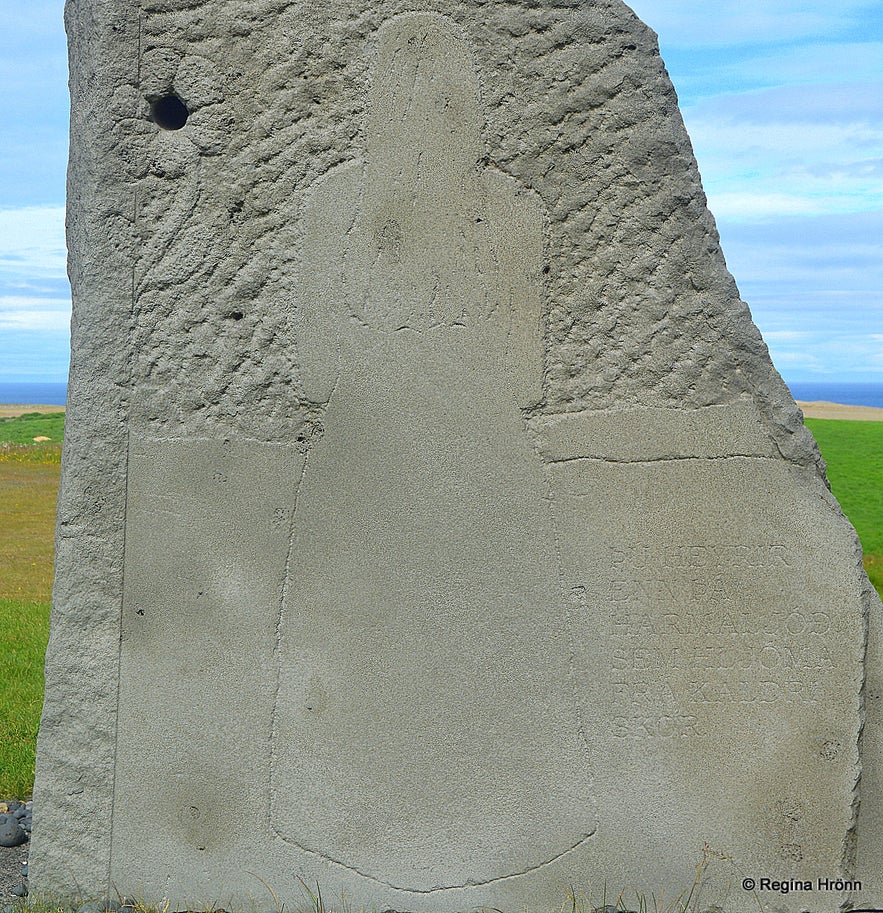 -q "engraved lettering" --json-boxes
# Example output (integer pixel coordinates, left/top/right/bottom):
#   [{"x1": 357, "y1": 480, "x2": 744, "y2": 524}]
[{"x1": 571, "y1": 541, "x2": 829, "y2": 736}]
